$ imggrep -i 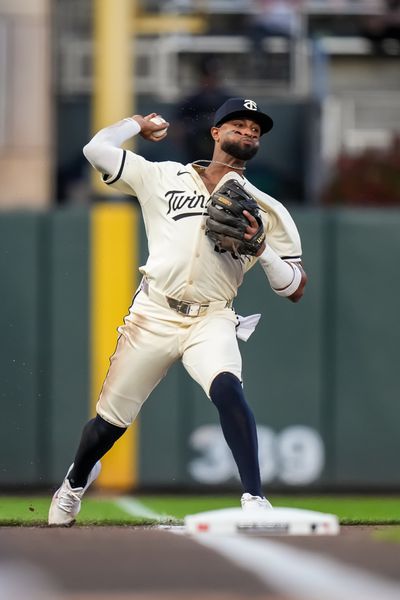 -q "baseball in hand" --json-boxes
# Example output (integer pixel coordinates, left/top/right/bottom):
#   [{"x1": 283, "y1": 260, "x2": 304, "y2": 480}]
[{"x1": 149, "y1": 115, "x2": 168, "y2": 138}]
